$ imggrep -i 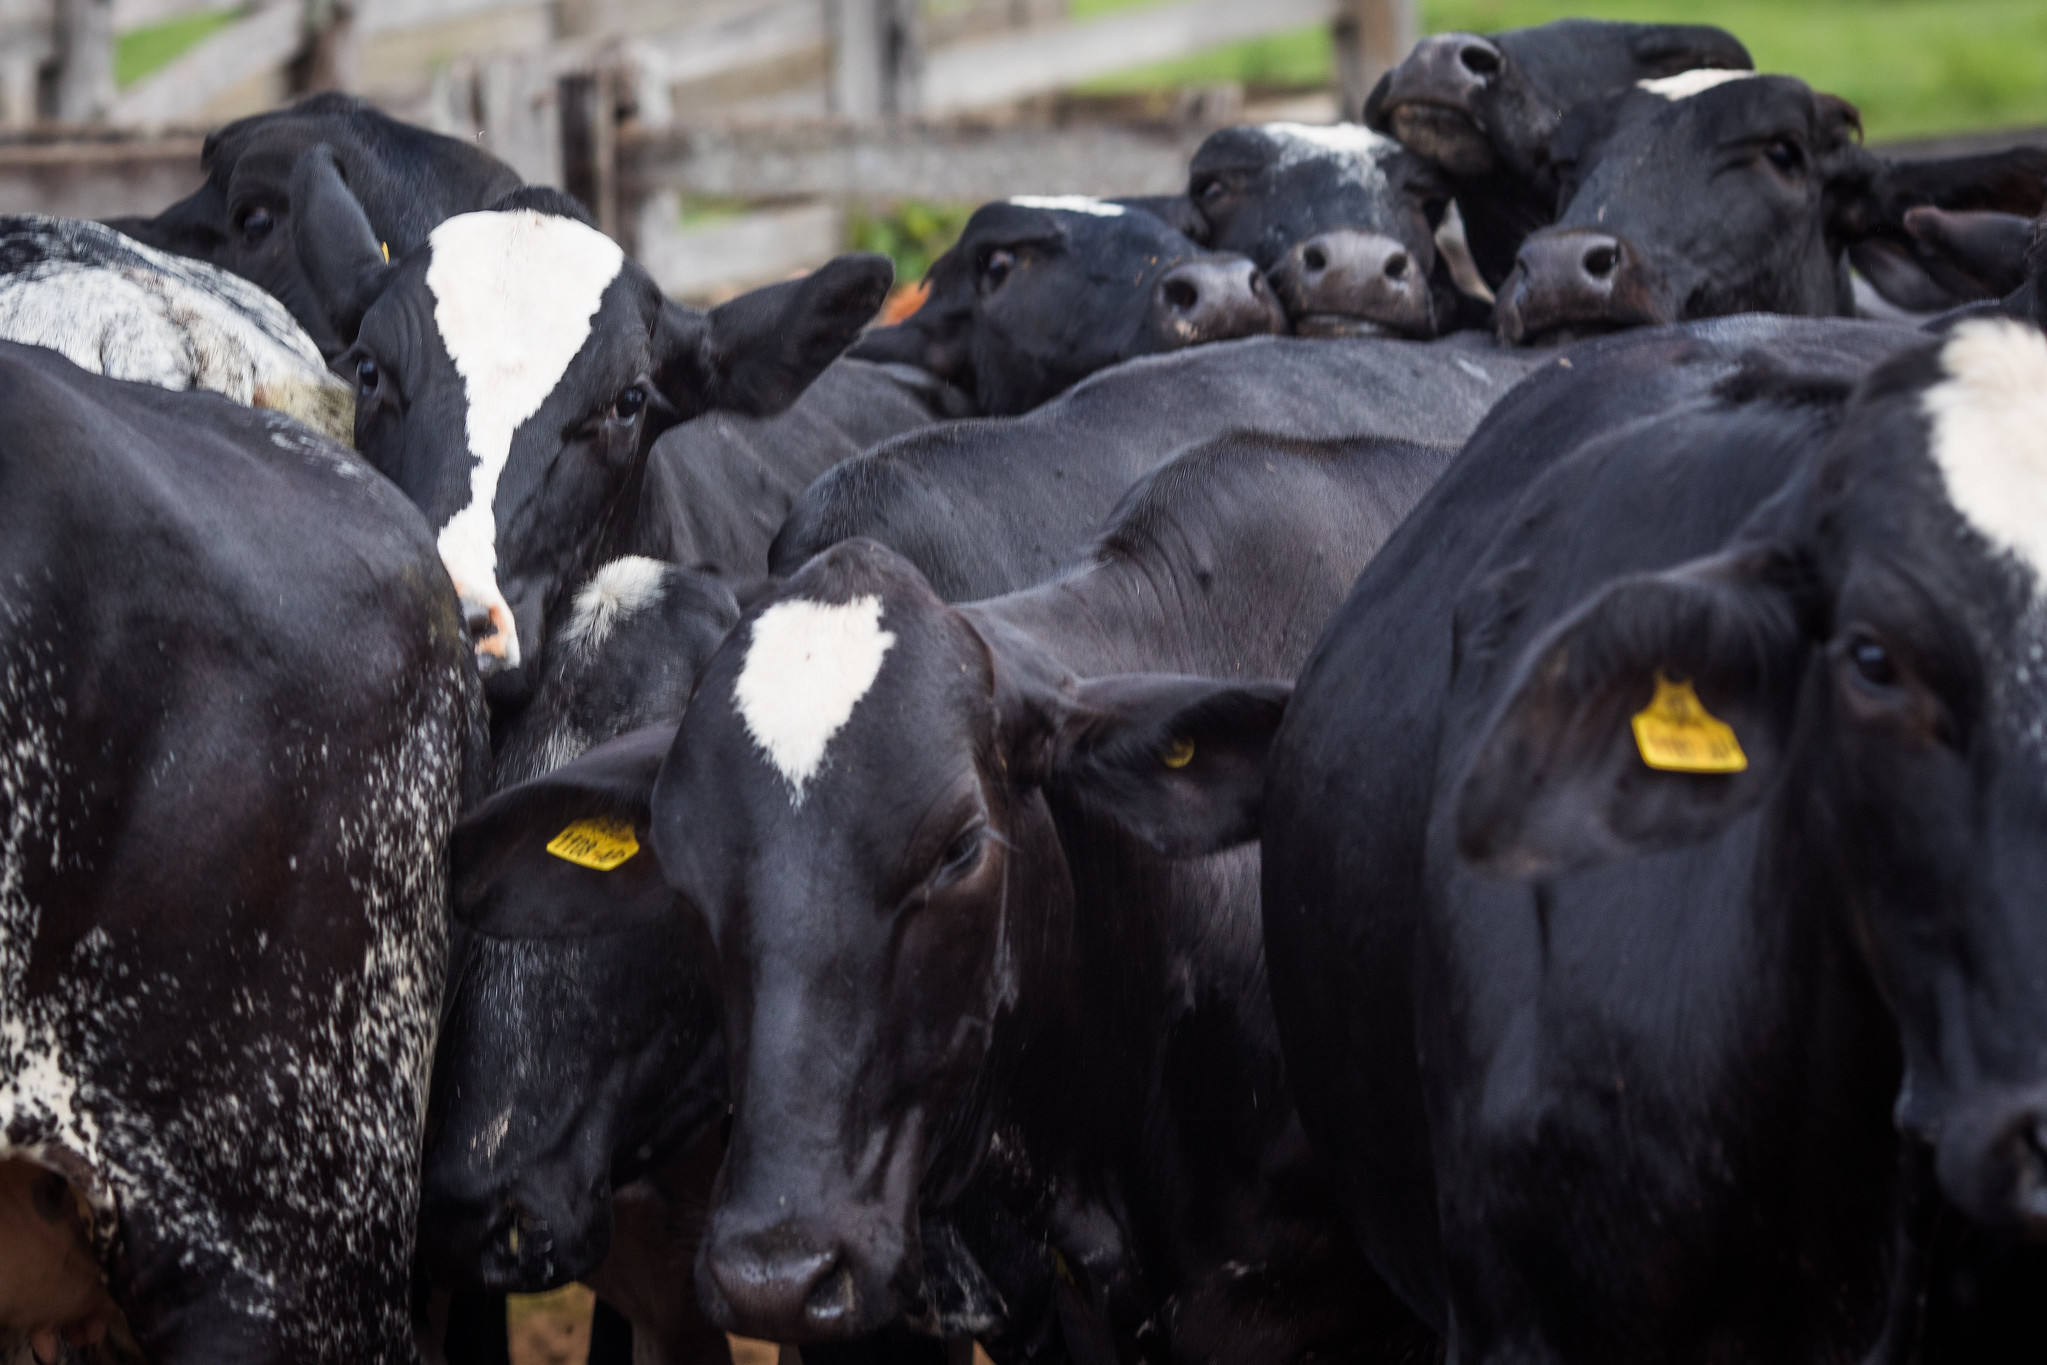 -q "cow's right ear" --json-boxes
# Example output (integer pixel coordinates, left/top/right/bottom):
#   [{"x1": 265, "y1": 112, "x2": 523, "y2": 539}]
[
  {"x1": 450, "y1": 723, "x2": 678, "y2": 939},
  {"x1": 1456, "y1": 546, "x2": 1814, "y2": 879},
  {"x1": 289, "y1": 144, "x2": 398, "y2": 345},
  {"x1": 846, "y1": 242, "x2": 977, "y2": 386}
]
